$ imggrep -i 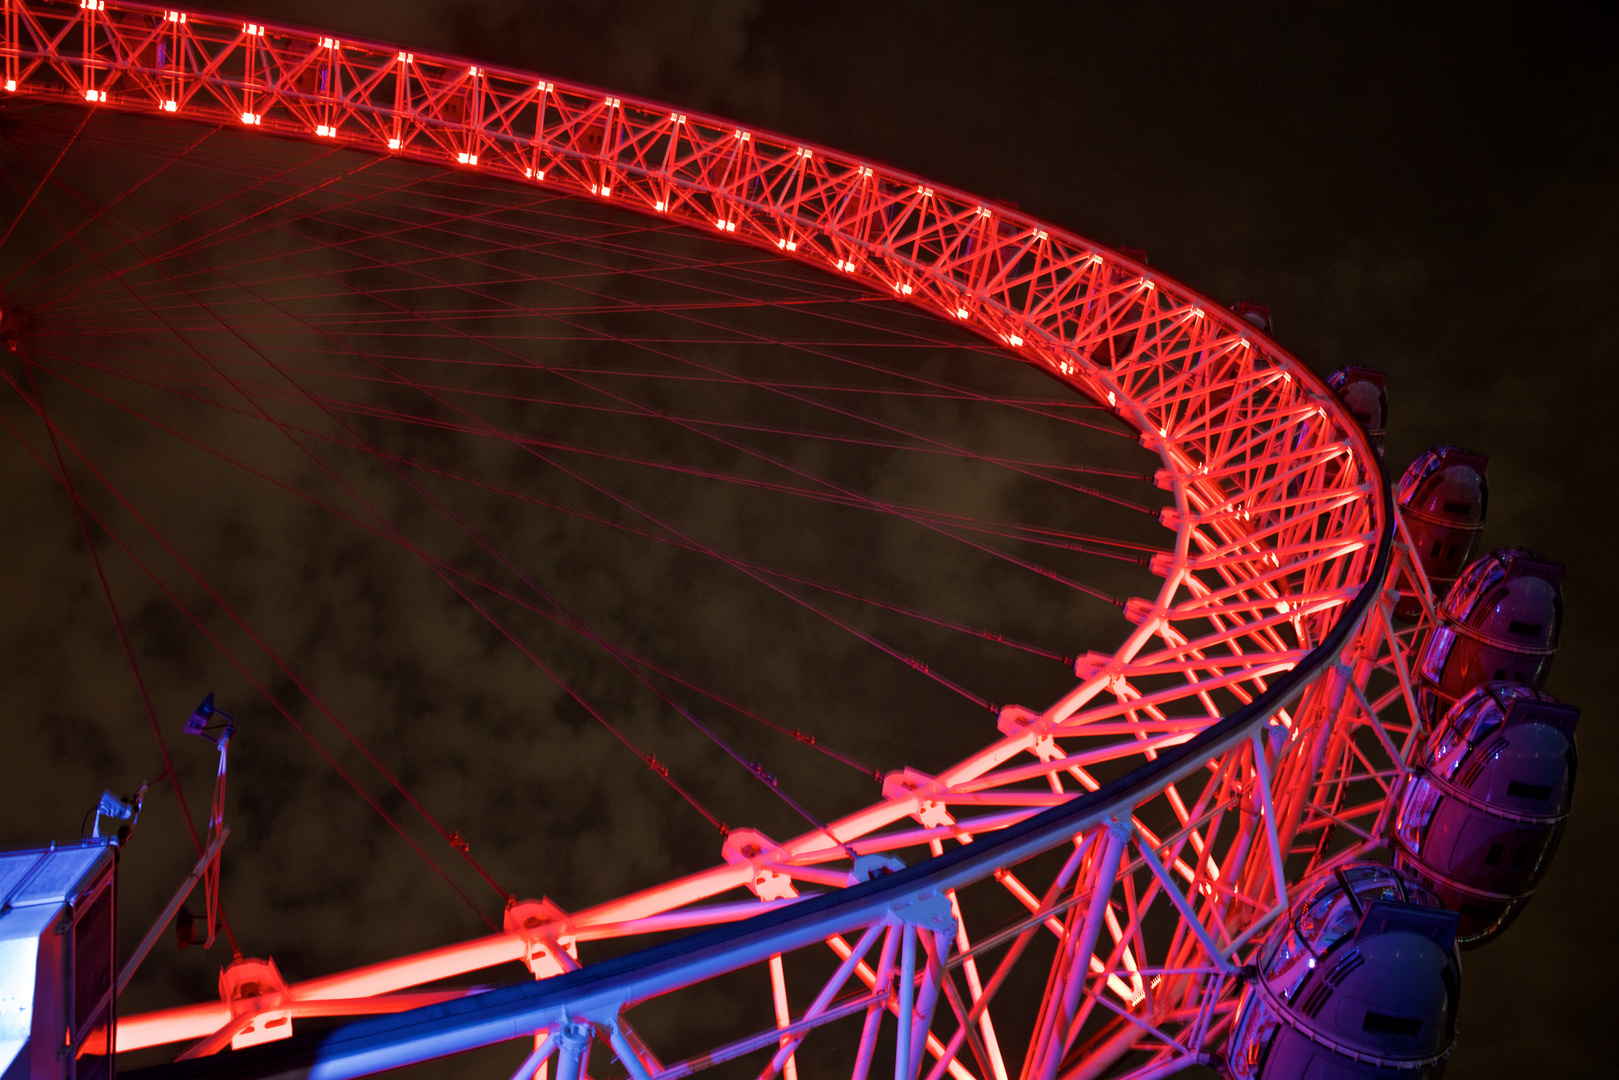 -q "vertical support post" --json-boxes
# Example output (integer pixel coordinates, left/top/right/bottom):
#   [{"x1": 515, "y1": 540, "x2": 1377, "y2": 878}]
[
  {"x1": 1019, "y1": 885, "x2": 1081, "y2": 1080},
  {"x1": 80, "y1": 0, "x2": 95, "y2": 99},
  {"x1": 390, "y1": 49, "x2": 408, "y2": 149},
  {"x1": 169, "y1": 12, "x2": 182, "y2": 109},
  {"x1": 606, "y1": 1022, "x2": 653, "y2": 1080},
  {"x1": 469, "y1": 64, "x2": 484, "y2": 162},
  {"x1": 893, "y1": 924, "x2": 917, "y2": 1080},
  {"x1": 1274, "y1": 661, "x2": 1348, "y2": 855},
  {"x1": 242, "y1": 22, "x2": 257, "y2": 122},
  {"x1": 508, "y1": 1031, "x2": 555, "y2": 1080},
  {"x1": 1250, "y1": 732, "x2": 1290, "y2": 914},
  {"x1": 906, "y1": 929, "x2": 951, "y2": 1080},
  {"x1": 852, "y1": 921, "x2": 900, "y2": 1080},
  {"x1": 1037, "y1": 819, "x2": 1127, "y2": 1080},
  {"x1": 1216, "y1": 784, "x2": 1258, "y2": 925},
  {"x1": 202, "y1": 726, "x2": 231, "y2": 947},
  {"x1": 324, "y1": 40, "x2": 339, "y2": 135},
  {"x1": 922, "y1": 834, "x2": 1094, "y2": 1080},
  {"x1": 1380, "y1": 602, "x2": 1429, "y2": 736},
  {"x1": 551, "y1": 1022, "x2": 591, "y2": 1080},
  {"x1": 945, "y1": 888, "x2": 1008, "y2": 1080},
  {"x1": 769, "y1": 953, "x2": 798, "y2": 1080},
  {"x1": 532, "y1": 79, "x2": 553, "y2": 180},
  {"x1": 1393, "y1": 510, "x2": 1438, "y2": 622},
  {"x1": 2, "y1": 0, "x2": 16, "y2": 90}
]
